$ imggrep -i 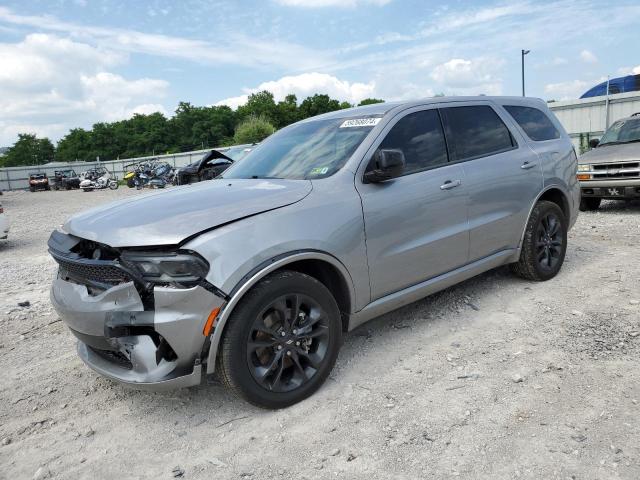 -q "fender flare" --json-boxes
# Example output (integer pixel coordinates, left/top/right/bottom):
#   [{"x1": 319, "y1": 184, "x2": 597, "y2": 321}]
[
  {"x1": 205, "y1": 250, "x2": 356, "y2": 374},
  {"x1": 515, "y1": 184, "x2": 572, "y2": 255}
]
